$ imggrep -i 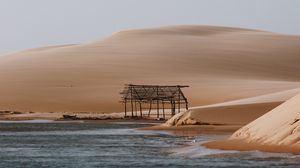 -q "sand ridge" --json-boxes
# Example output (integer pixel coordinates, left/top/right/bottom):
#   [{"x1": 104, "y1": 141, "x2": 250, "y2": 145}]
[
  {"x1": 0, "y1": 25, "x2": 300, "y2": 113},
  {"x1": 164, "y1": 88, "x2": 300, "y2": 126},
  {"x1": 230, "y1": 92, "x2": 300, "y2": 146},
  {"x1": 202, "y1": 91, "x2": 300, "y2": 154}
]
